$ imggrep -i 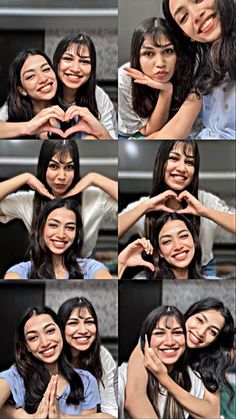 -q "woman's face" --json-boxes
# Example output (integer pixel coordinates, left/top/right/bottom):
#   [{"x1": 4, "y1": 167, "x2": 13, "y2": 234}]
[
  {"x1": 46, "y1": 152, "x2": 75, "y2": 197},
  {"x1": 20, "y1": 54, "x2": 57, "y2": 101},
  {"x1": 150, "y1": 315, "x2": 185, "y2": 367},
  {"x1": 65, "y1": 308, "x2": 97, "y2": 352},
  {"x1": 139, "y1": 35, "x2": 177, "y2": 82},
  {"x1": 169, "y1": 0, "x2": 222, "y2": 43},
  {"x1": 24, "y1": 314, "x2": 63, "y2": 364},
  {"x1": 158, "y1": 219, "x2": 195, "y2": 270},
  {"x1": 186, "y1": 309, "x2": 225, "y2": 348},
  {"x1": 164, "y1": 142, "x2": 195, "y2": 191},
  {"x1": 43, "y1": 207, "x2": 76, "y2": 255},
  {"x1": 57, "y1": 43, "x2": 92, "y2": 91}
]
